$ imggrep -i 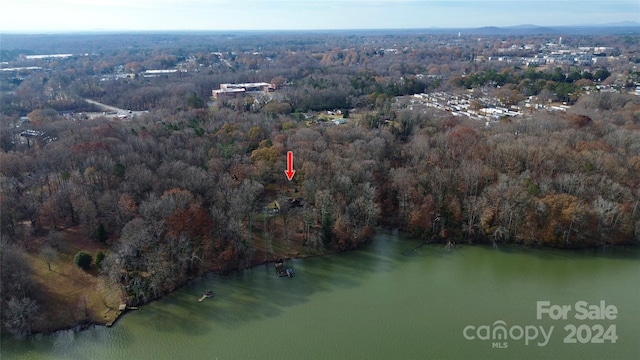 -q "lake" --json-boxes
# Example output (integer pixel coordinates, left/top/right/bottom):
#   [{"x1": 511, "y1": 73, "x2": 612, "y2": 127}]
[{"x1": 2, "y1": 231, "x2": 639, "y2": 359}]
